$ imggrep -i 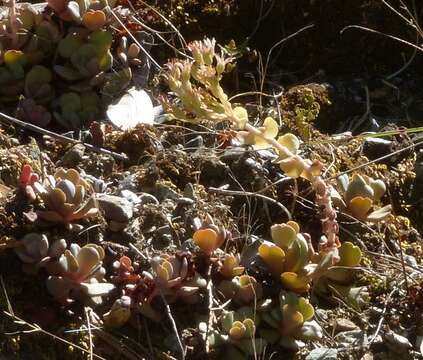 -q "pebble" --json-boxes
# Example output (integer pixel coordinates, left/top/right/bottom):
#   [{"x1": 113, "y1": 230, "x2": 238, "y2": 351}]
[
  {"x1": 155, "y1": 184, "x2": 180, "y2": 202},
  {"x1": 256, "y1": 149, "x2": 278, "y2": 161},
  {"x1": 299, "y1": 320, "x2": 323, "y2": 340},
  {"x1": 83, "y1": 174, "x2": 107, "y2": 193},
  {"x1": 177, "y1": 197, "x2": 195, "y2": 206},
  {"x1": 97, "y1": 194, "x2": 133, "y2": 222},
  {"x1": 183, "y1": 183, "x2": 196, "y2": 199},
  {"x1": 305, "y1": 348, "x2": 338, "y2": 360},
  {"x1": 155, "y1": 225, "x2": 173, "y2": 244},
  {"x1": 332, "y1": 318, "x2": 359, "y2": 333},
  {"x1": 185, "y1": 135, "x2": 204, "y2": 150},
  {"x1": 138, "y1": 192, "x2": 159, "y2": 206},
  {"x1": 404, "y1": 254, "x2": 418, "y2": 267},
  {"x1": 221, "y1": 148, "x2": 246, "y2": 162},
  {"x1": 59, "y1": 144, "x2": 85, "y2": 167},
  {"x1": 315, "y1": 309, "x2": 329, "y2": 321},
  {"x1": 244, "y1": 158, "x2": 268, "y2": 174}
]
